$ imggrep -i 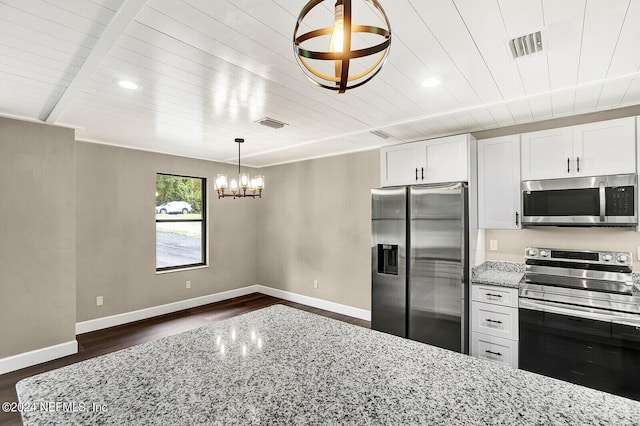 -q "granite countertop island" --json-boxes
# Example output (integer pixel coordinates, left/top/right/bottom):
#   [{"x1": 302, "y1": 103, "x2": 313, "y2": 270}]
[{"x1": 16, "y1": 305, "x2": 640, "y2": 425}]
